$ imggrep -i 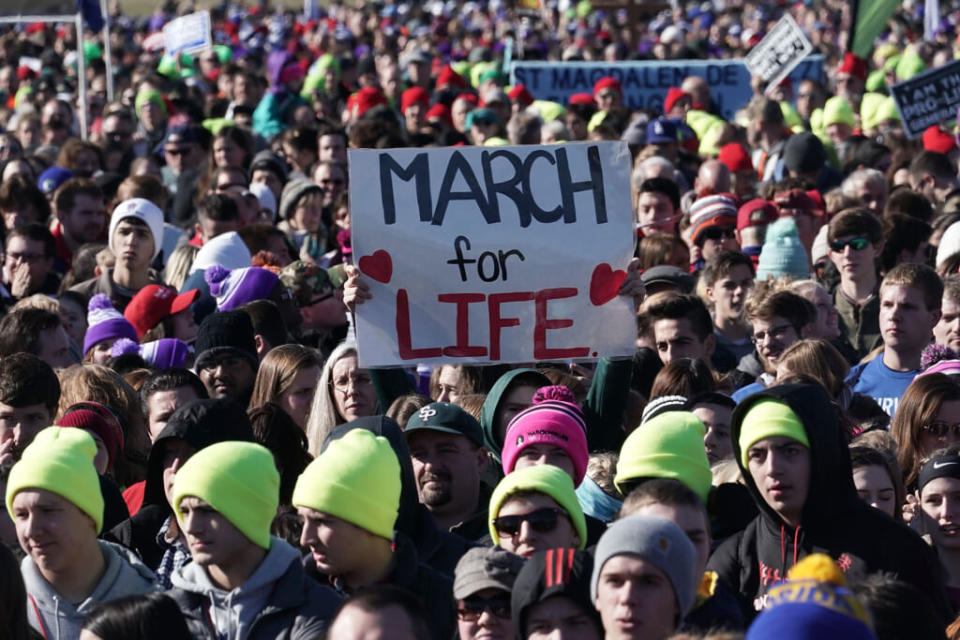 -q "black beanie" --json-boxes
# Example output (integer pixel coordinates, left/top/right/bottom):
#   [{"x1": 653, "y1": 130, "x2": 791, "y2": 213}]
[
  {"x1": 511, "y1": 548, "x2": 602, "y2": 638},
  {"x1": 783, "y1": 132, "x2": 826, "y2": 174},
  {"x1": 193, "y1": 309, "x2": 259, "y2": 370}
]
